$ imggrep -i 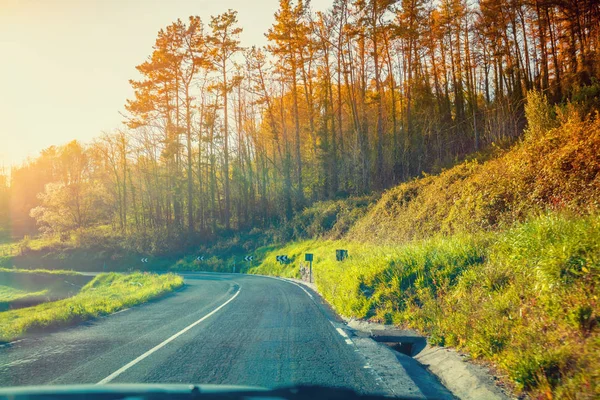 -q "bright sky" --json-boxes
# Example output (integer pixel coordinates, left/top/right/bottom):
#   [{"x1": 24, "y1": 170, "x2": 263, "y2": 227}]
[{"x1": 0, "y1": 0, "x2": 330, "y2": 168}]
